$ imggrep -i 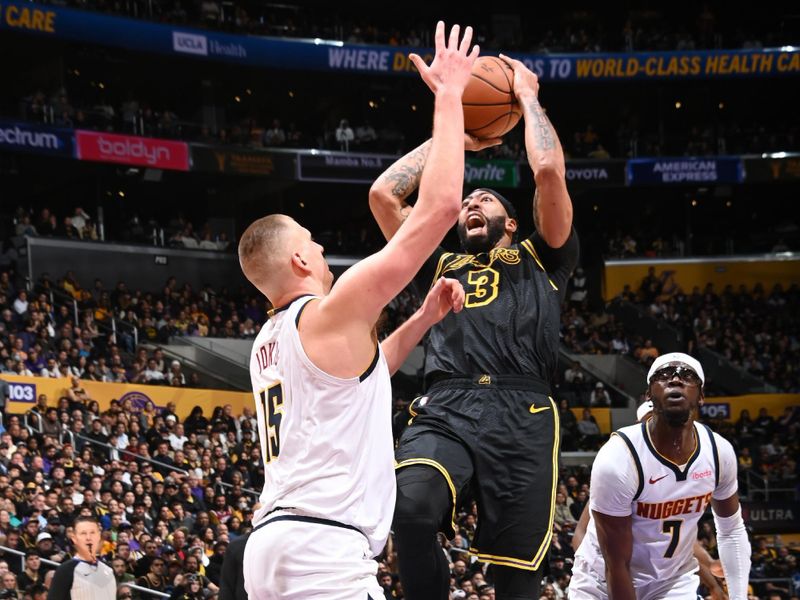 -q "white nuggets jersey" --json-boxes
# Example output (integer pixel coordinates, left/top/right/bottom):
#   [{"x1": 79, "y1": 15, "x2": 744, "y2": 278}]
[
  {"x1": 248, "y1": 296, "x2": 396, "y2": 557},
  {"x1": 576, "y1": 419, "x2": 738, "y2": 594}
]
